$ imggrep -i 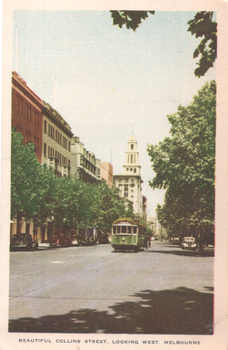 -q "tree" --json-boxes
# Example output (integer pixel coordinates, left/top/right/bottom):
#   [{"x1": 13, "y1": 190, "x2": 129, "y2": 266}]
[
  {"x1": 91, "y1": 182, "x2": 134, "y2": 233},
  {"x1": 147, "y1": 81, "x2": 216, "y2": 240},
  {"x1": 11, "y1": 128, "x2": 57, "y2": 232},
  {"x1": 110, "y1": 11, "x2": 217, "y2": 77}
]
